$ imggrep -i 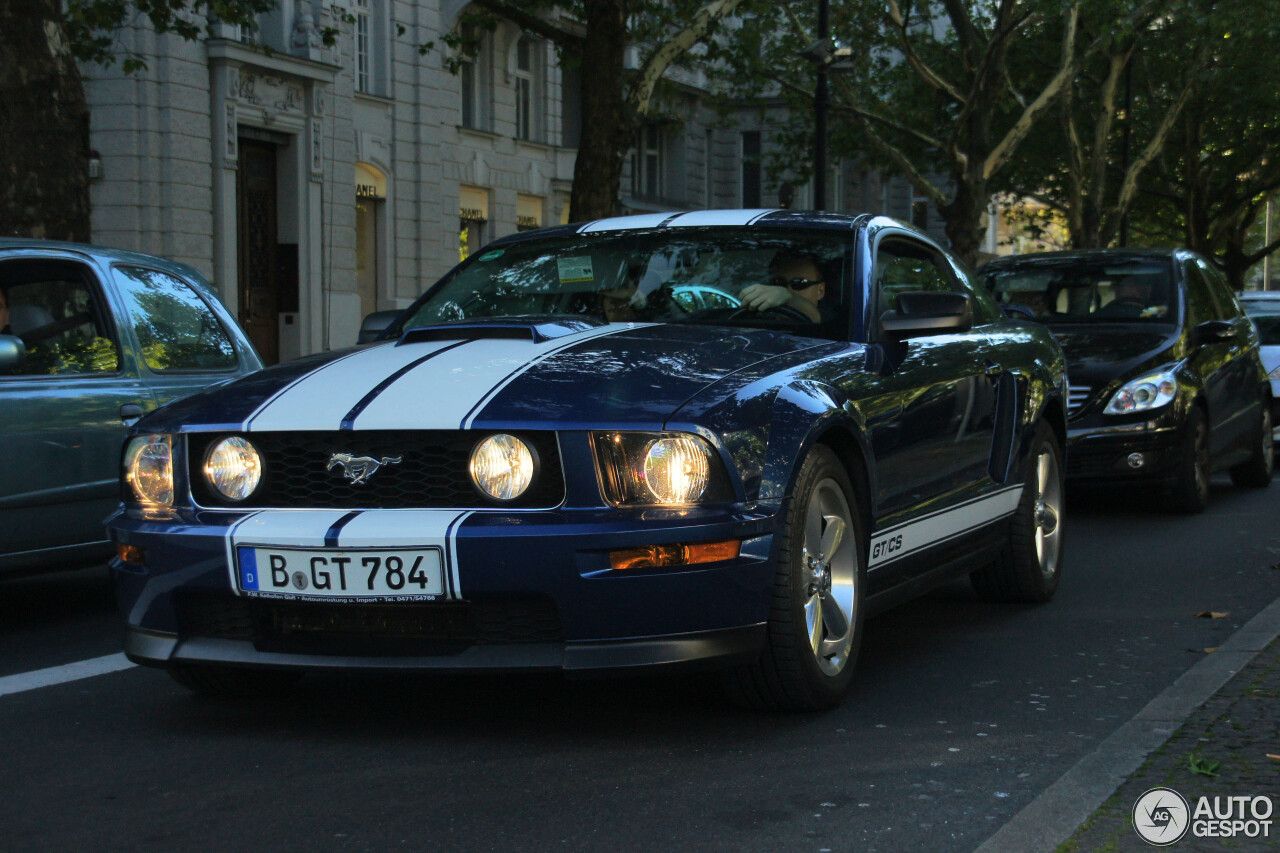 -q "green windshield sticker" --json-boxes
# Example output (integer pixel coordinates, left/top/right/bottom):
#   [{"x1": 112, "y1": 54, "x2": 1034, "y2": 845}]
[
  {"x1": 477, "y1": 250, "x2": 504, "y2": 262},
  {"x1": 557, "y1": 256, "x2": 594, "y2": 283}
]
